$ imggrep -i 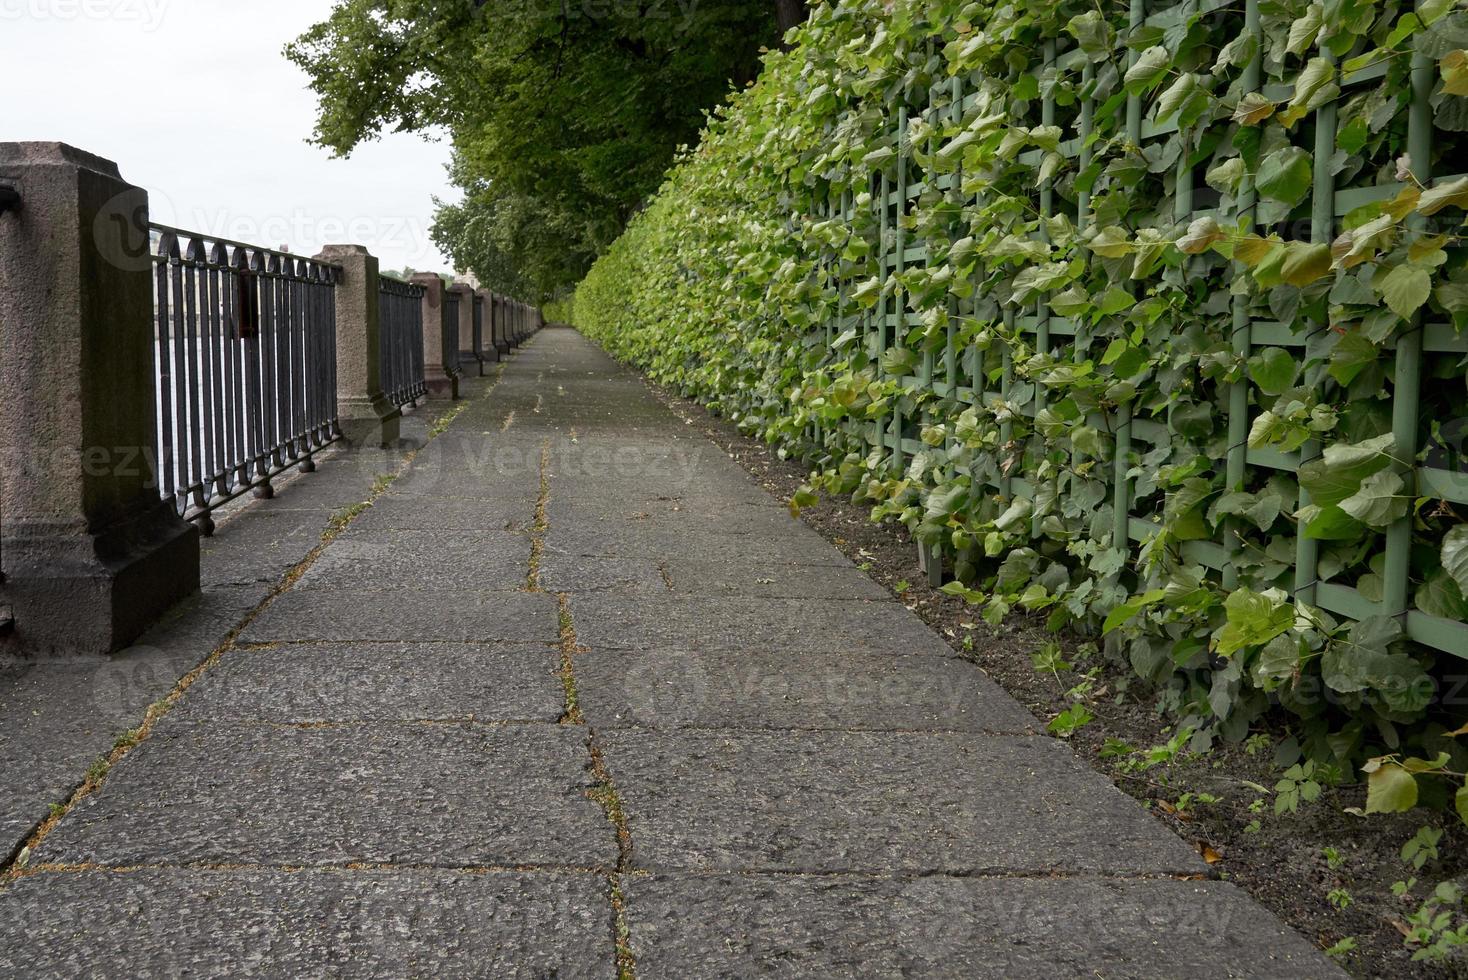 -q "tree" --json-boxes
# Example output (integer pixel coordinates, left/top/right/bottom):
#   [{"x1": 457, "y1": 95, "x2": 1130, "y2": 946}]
[{"x1": 287, "y1": 0, "x2": 795, "y2": 298}]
